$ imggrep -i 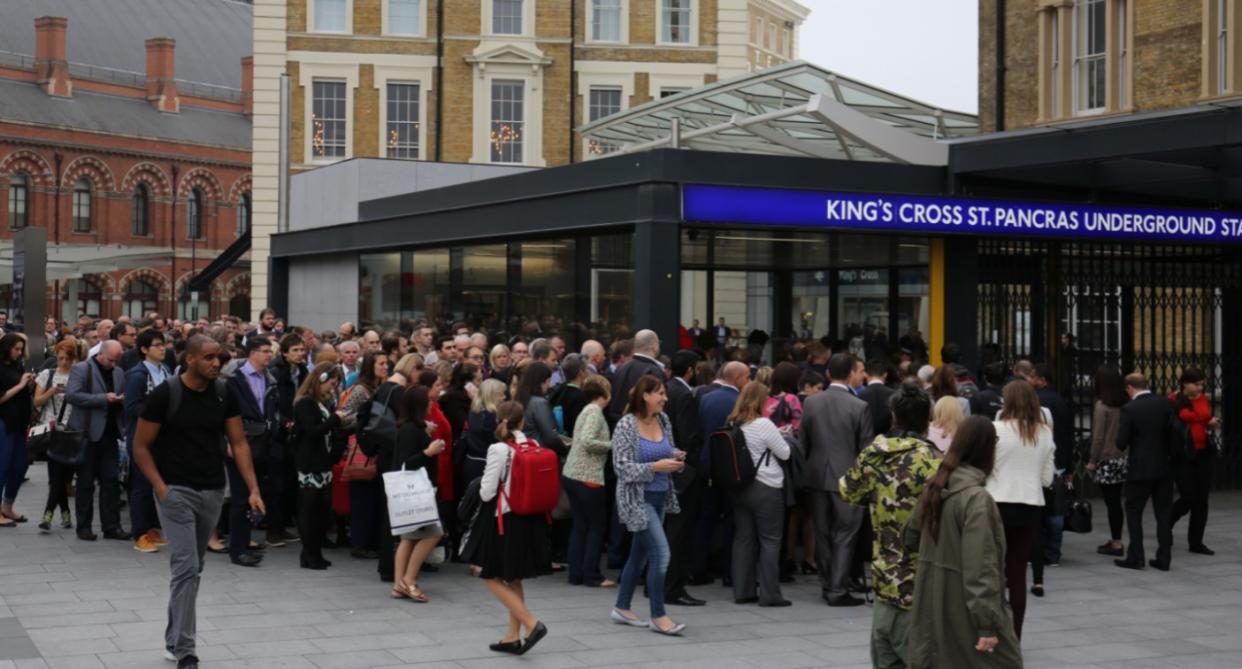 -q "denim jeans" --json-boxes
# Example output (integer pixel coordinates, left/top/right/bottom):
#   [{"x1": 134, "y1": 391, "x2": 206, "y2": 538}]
[
  {"x1": 0, "y1": 427, "x2": 29, "y2": 505},
  {"x1": 615, "y1": 491, "x2": 670, "y2": 619},
  {"x1": 129, "y1": 457, "x2": 159, "y2": 537},
  {"x1": 564, "y1": 478, "x2": 608, "y2": 585}
]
